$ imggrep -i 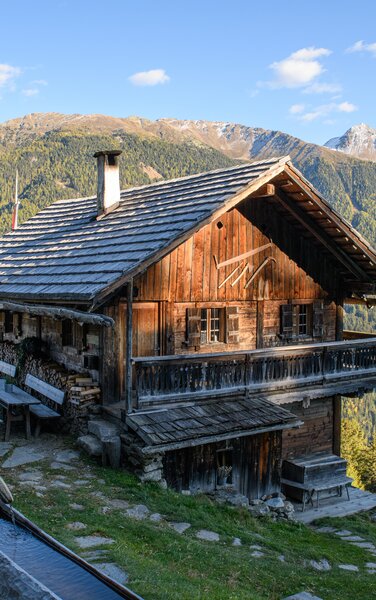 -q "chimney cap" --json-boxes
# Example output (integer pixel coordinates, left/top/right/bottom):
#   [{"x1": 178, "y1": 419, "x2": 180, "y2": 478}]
[{"x1": 93, "y1": 150, "x2": 122, "y2": 158}]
